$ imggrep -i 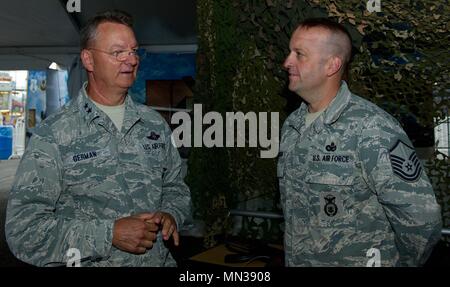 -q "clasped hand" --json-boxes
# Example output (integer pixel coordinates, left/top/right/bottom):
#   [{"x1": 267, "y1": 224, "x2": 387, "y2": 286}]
[{"x1": 112, "y1": 211, "x2": 179, "y2": 254}]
